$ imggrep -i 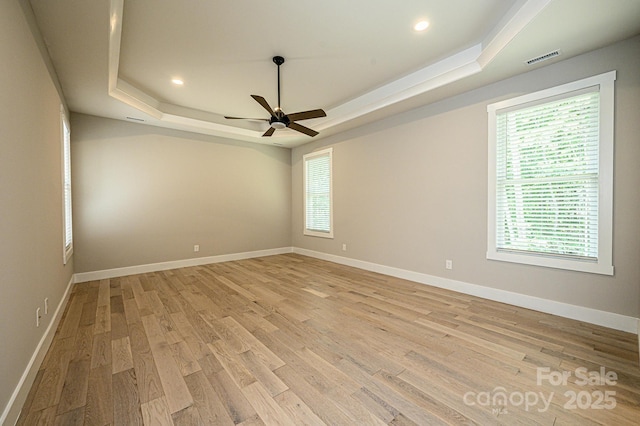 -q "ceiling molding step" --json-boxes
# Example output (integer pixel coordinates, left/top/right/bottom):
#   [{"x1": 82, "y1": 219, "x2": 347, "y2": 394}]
[
  {"x1": 317, "y1": 45, "x2": 483, "y2": 129},
  {"x1": 106, "y1": 0, "x2": 550, "y2": 144},
  {"x1": 478, "y1": 0, "x2": 553, "y2": 68},
  {"x1": 107, "y1": 0, "x2": 124, "y2": 94}
]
